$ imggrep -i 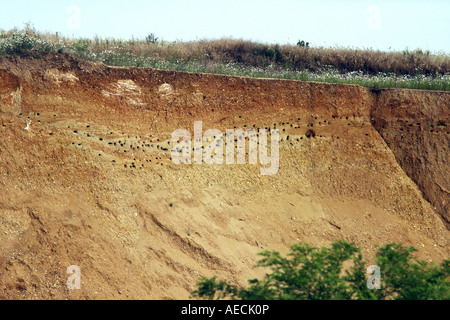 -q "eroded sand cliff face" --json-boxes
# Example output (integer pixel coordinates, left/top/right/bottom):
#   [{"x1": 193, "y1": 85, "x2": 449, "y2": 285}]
[
  {"x1": 0, "y1": 53, "x2": 448, "y2": 299},
  {"x1": 371, "y1": 89, "x2": 449, "y2": 226}
]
